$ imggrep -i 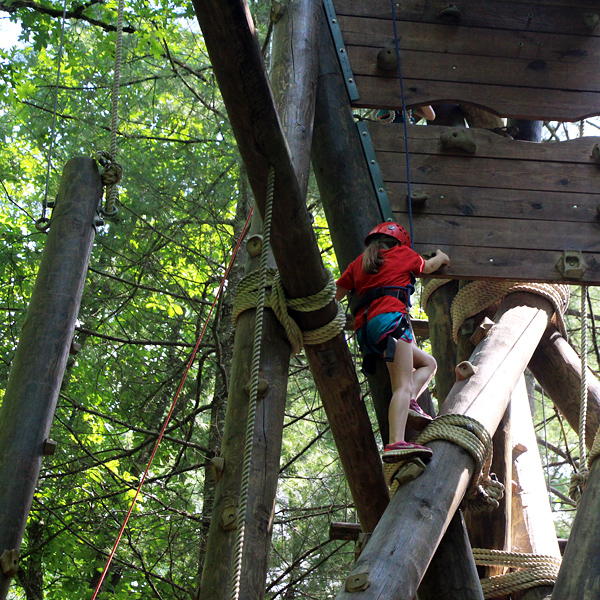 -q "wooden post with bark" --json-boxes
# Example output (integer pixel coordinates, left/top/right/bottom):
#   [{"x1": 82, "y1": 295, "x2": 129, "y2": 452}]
[
  {"x1": 192, "y1": 0, "x2": 389, "y2": 543},
  {"x1": 0, "y1": 157, "x2": 102, "y2": 600},
  {"x1": 335, "y1": 293, "x2": 555, "y2": 600}
]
